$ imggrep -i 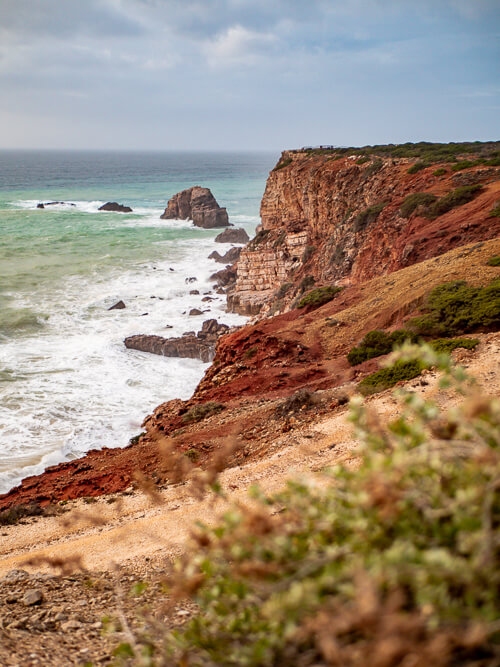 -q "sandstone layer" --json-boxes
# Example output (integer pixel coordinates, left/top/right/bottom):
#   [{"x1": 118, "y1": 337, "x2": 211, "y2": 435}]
[{"x1": 160, "y1": 186, "x2": 229, "y2": 228}]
